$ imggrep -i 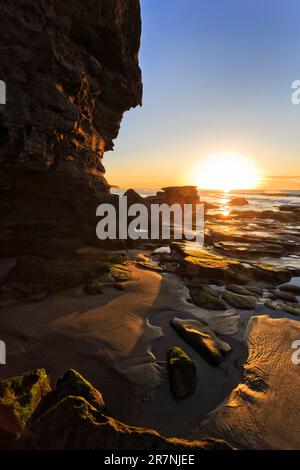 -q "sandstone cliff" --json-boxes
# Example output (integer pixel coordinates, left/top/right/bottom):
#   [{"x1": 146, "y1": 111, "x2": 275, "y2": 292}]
[{"x1": 0, "y1": 0, "x2": 142, "y2": 257}]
